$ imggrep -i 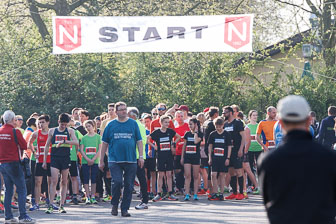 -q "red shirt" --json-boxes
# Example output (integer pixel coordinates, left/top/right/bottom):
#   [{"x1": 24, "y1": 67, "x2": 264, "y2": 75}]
[
  {"x1": 150, "y1": 118, "x2": 175, "y2": 133},
  {"x1": 0, "y1": 124, "x2": 27, "y2": 163},
  {"x1": 175, "y1": 123, "x2": 190, "y2": 155},
  {"x1": 37, "y1": 130, "x2": 51, "y2": 163}
]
